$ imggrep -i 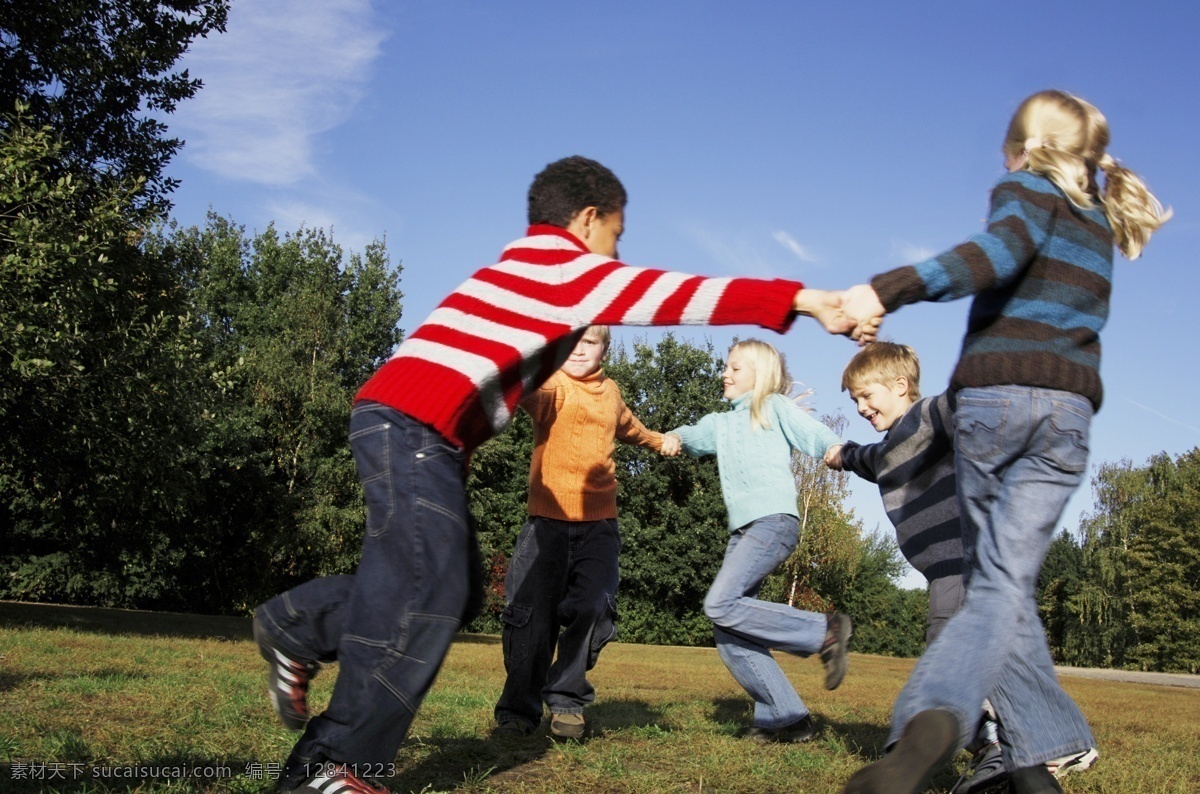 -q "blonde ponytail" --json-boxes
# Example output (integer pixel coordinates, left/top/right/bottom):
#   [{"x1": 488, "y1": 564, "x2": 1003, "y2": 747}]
[
  {"x1": 1005, "y1": 90, "x2": 1171, "y2": 260},
  {"x1": 1096, "y1": 154, "x2": 1172, "y2": 260}
]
